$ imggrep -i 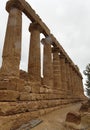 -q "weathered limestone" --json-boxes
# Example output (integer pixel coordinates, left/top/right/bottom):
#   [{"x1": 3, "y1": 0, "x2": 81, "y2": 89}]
[
  {"x1": 0, "y1": 78, "x2": 25, "y2": 92},
  {"x1": 52, "y1": 47, "x2": 62, "y2": 91},
  {"x1": 0, "y1": 0, "x2": 86, "y2": 129},
  {"x1": 72, "y1": 68, "x2": 78, "y2": 98},
  {"x1": 71, "y1": 68, "x2": 76, "y2": 97},
  {"x1": 59, "y1": 54, "x2": 67, "y2": 94},
  {"x1": 69, "y1": 65, "x2": 74, "y2": 96},
  {"x1": 0, "y1": 90, "x2": 19, "y2": 101},
  {"x1": 67, "y1": 64, "x2": 72, "y2": 96},
  {"x1": 78, "y1": 76, "x2": 84, "y2": 98},
  {"x1": 74, "y1": 71, "x2": 79, "y2": 97},
  {"x1": 19, "y1": 92, "x2": 64, "y2": 101},
  {"x1": 28, "y1": 22, "x2": 43, "y2": 93},
  {"x1": 41, "y1": 37, "x2": 53, "y2": 88},
  {"x1": 0, "y1": 111, "x2": 40, "y2": 130},
  {"x1": 66, "y1": 111, "x2": 81, "y2": 125},
  {"x1": 0, "y1": 100, "x2": 63, "y2": 116},
  {"x1": 1, "y1": 1, "x2": 22, "y2": 78},
  {"x1": 65, "y1": 60, "x2": 71, "y2": 96},
  {"x1": 28, "y1": 22, "x2": 42, "y2": 83}
]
